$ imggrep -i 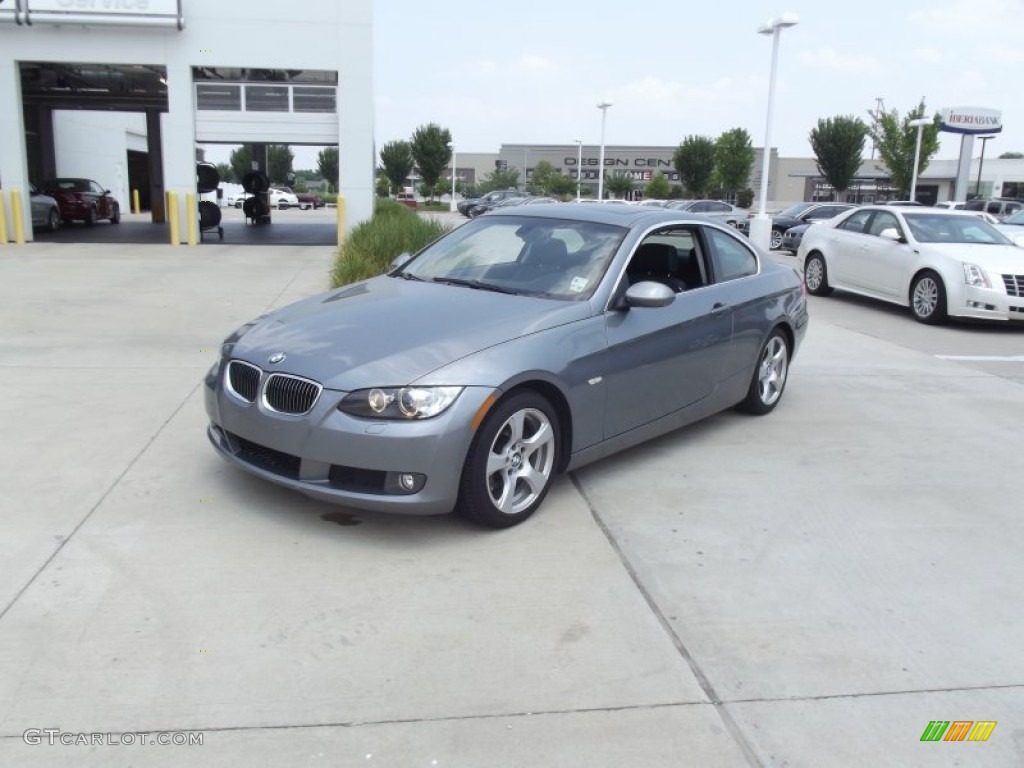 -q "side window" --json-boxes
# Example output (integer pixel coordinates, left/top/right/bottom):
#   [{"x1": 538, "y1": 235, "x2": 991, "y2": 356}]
[
  {"x1": 710, "y1": 202, "x2": 730, "y2": 213},
  {"x1": 867, "y1": 211, "x2": 901, "y2": 237},
  {"x1": 91, "y1": 181, "x2": 104, "y2": 195},
  {"x1": 838, "y1": 210, "x2": 873, "y2": 233},
  {"x1": 624, "y1": 228, "x2": 705, "y2": 292},
  {"x1": 986, "y1": 202, "x2": 1001, "y2": 215},
  {"x1": 691, "y1": 202, "x2": 710, "y2": 212},
  {"x1": 705, "y1": 227, "x2": 757, "y2": 282}
]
